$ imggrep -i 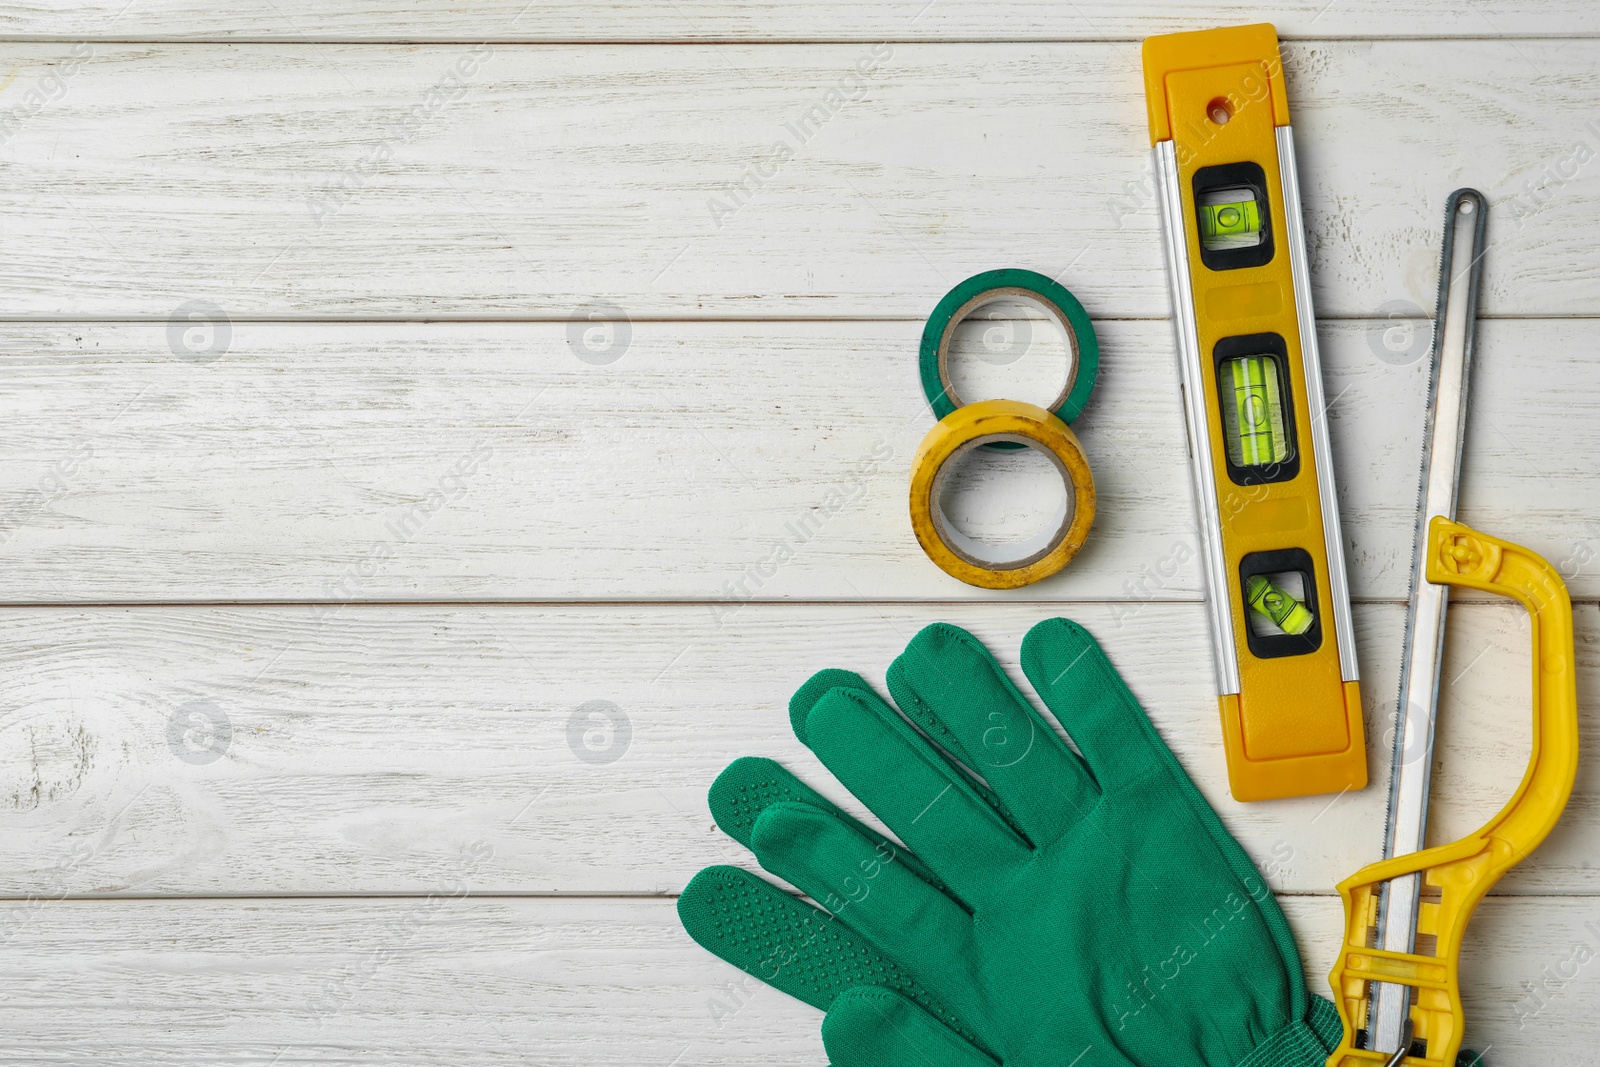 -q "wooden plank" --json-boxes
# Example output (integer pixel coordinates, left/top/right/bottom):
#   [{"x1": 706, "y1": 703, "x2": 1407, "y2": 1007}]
[
  {"x1": 2, "y1": 2, "x2": 1597, "y2": 42},
  {"x1": 0, "y1": 318, "x2": 1596, "y2": 603},
  {"x1": 0, "y1": 894, "x2": 1592, "y2": 1063},
  {"x1": 0, "y1": 42, "x2": 1595, "y2": 317},
  {"x1": 0, "y1": 600, "x2": 1592, "y2": 898}
]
